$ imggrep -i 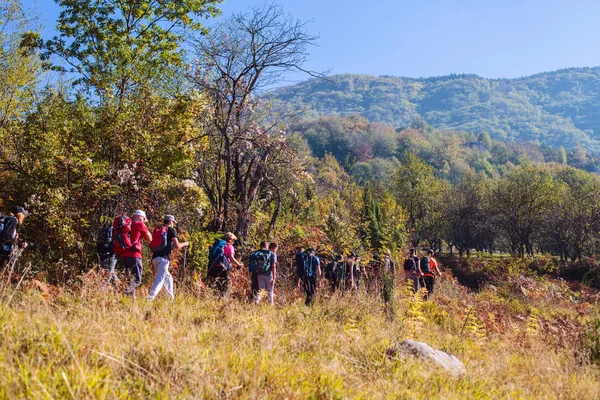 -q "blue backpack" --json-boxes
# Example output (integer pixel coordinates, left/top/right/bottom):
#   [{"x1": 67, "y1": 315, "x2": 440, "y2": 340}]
[
  {"x1": 207, "y1": 239, "x2": 231, "y2": 275},
  {"x1": 303, "y1": 253, "x2": 318, "y2": 278}
]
